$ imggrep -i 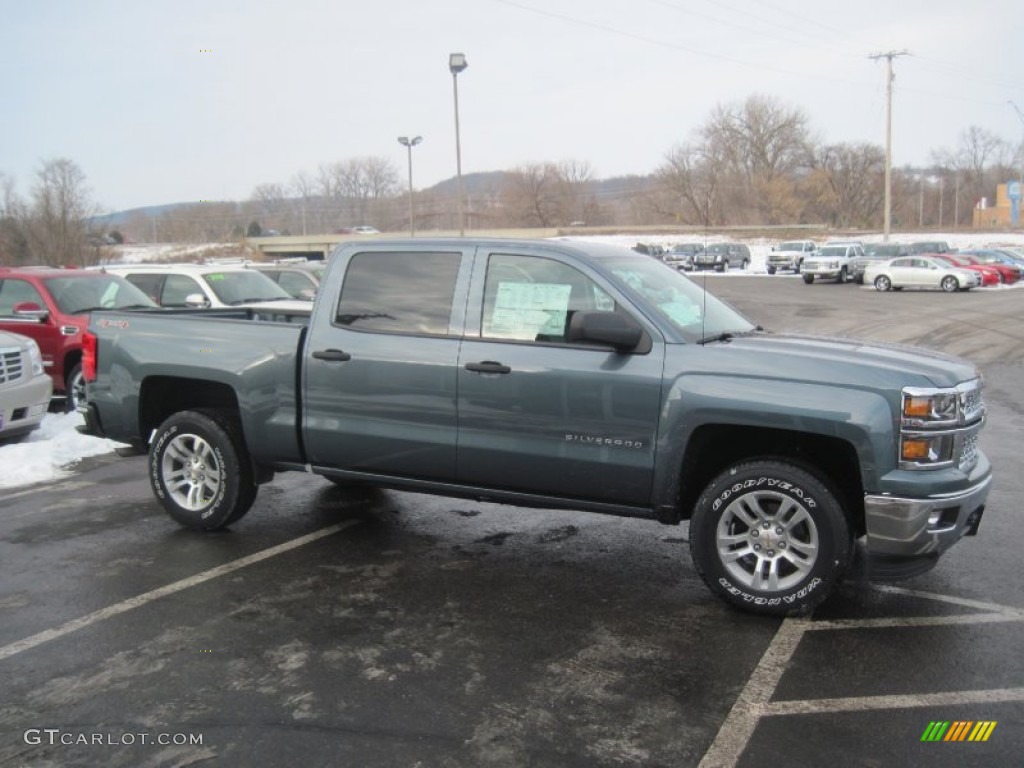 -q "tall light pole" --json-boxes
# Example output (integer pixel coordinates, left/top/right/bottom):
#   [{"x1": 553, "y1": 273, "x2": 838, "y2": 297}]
[
  {"x1": 870, "y1": 50, "x2": 909, "y2": 242},
  {"x1": 449, "y1": 52, "x2": 468, "y2": 236},
  {"x1": 1010, "y1": 101, "x2": 1024, "y2": 228},
  {"x1": 397, "y1": 135, "x2": 422, "y2": 237}
]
